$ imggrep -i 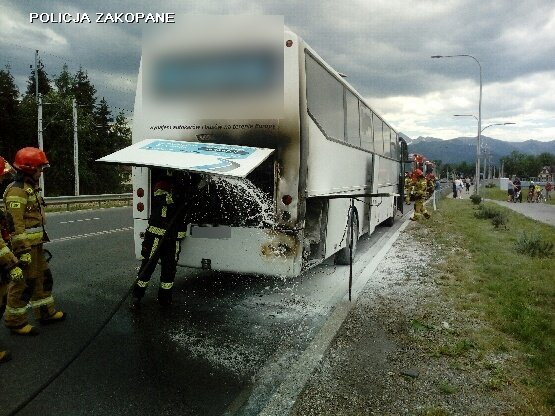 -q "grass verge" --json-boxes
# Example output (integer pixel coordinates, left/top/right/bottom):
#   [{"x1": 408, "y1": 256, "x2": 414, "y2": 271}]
[{"x1": 418, "y1": 198, "x2": 555, "y2": 411}]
